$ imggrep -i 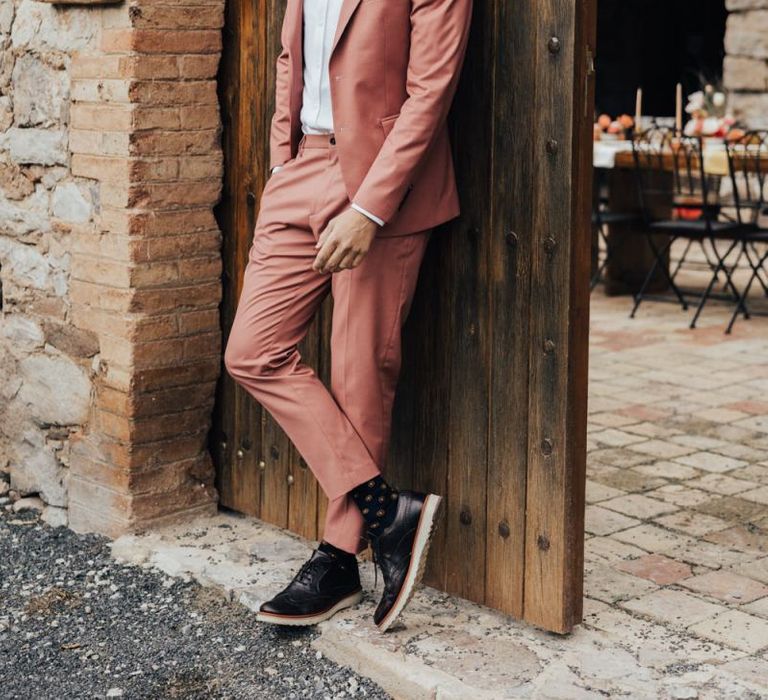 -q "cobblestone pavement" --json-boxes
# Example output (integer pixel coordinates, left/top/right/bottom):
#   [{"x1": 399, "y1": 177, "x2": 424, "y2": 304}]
[
  {"x1": 0, "y1": 507, "x2": 388, "y2": 700},
  {"x1": 581, "y1": 286, "x2": 768, "y2": 693}
]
